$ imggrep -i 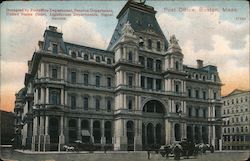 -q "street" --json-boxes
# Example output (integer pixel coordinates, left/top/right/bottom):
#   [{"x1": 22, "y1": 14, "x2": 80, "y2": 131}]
[{"x1": 0, "y1": 149, "x2": 249, "y2": 161}]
